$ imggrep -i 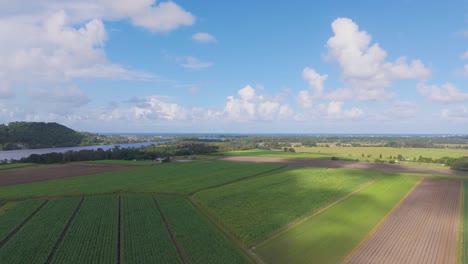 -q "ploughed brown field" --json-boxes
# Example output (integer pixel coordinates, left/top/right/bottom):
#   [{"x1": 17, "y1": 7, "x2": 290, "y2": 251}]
[
  {"x1": 347, "y1": 179, "x2": 461, "y2": 264},
  {"x1": 0, "y1": 164, "x2": 135, "y2": 186},
  {"x1": 219, "y1": 156, "x2": 468, "y2": 176}
]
